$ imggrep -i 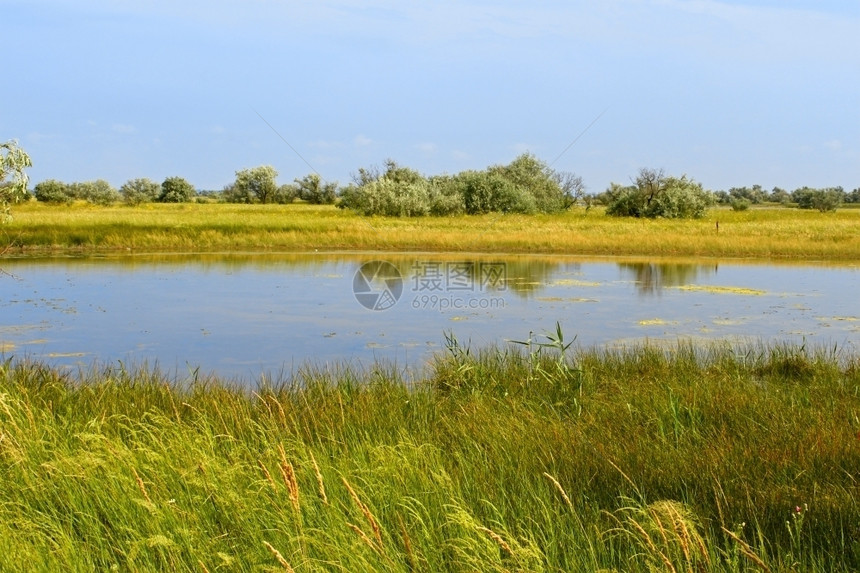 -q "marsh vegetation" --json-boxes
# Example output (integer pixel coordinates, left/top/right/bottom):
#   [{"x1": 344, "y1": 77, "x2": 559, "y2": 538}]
[
  {"x1": 4, "y1": 201, "x2": 860, "y2": 260},
  {"x1": 1, "y1": 341, "x2": 858, "y2": 571}
]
